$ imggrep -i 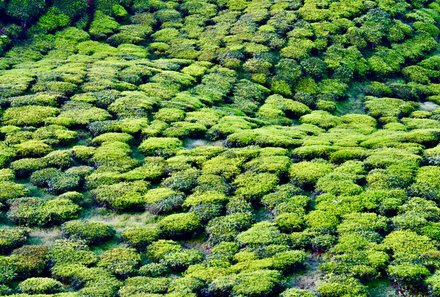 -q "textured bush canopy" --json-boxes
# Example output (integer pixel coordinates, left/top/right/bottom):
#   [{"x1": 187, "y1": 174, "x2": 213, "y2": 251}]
[{"x1": 0, "y1": 0, "x2": 439, "y2": 296}]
